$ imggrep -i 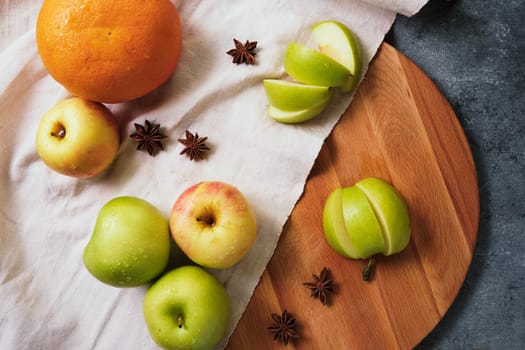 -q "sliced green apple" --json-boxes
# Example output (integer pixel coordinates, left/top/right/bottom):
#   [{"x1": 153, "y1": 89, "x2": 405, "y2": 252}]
[
  {"x1": 312, "y1": 20, "x2": 362, "y2": 93},
  {"x1": 341, "y1": 186, "x2": 385, "y2": 259},
  {"x1": 268, "y1": 96, "x2": 330, "y2": 124},
  {"x1": 355, "y1": 178, "x2": 411, "y2": 256},
  {"x1": 284, "y1": 42, "x2": 352, "y2": 87},
  {"x1": 263, "y1": 79, "x2": 333, "y2": 111},
  {"x1": 322, "y1": 187, "x2": 360, "y2": 259}
]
